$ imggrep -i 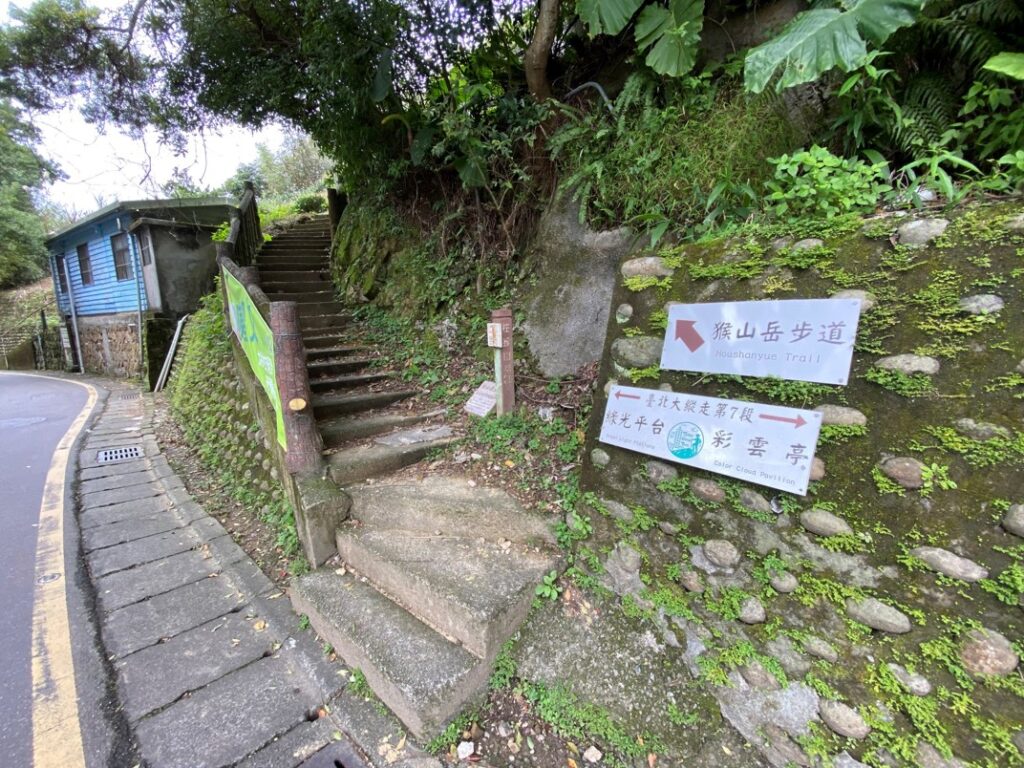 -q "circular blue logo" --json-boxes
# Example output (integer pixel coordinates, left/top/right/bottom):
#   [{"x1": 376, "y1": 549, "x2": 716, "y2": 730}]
[{"x1": 667, "y1": 422, "x2": 704, "y2": 460}]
